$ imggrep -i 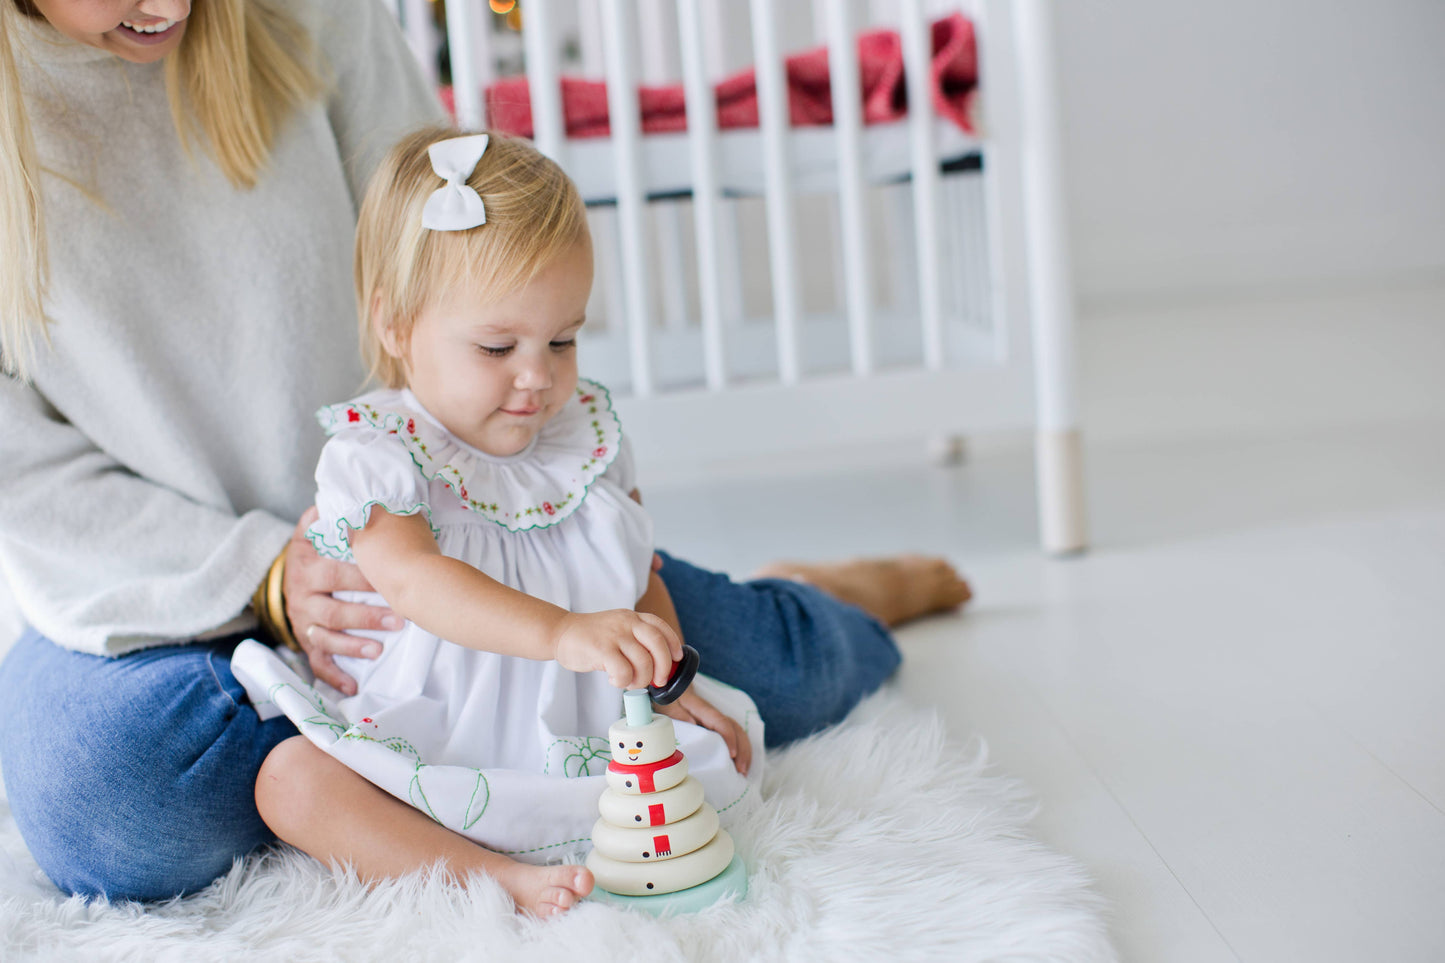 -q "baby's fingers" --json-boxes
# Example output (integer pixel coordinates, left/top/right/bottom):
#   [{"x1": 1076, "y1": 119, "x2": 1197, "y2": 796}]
[
  {"x1": 632, "y1": 614, "x2": 682, "y2": 686},
  {"x1": 692, "y1": 700, "x2": 750, "y2": 776},
  {"x1": 601, "y1": 648, "x2": 637, "y2": 689}
]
